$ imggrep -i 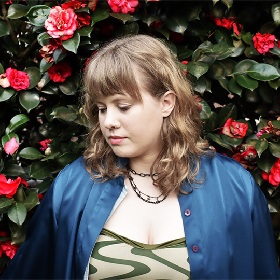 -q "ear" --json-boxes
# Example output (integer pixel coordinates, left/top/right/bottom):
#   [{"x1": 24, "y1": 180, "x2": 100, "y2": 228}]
[{"x1": 160, "y1": 91, "x2": 176, "y2": 117}]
